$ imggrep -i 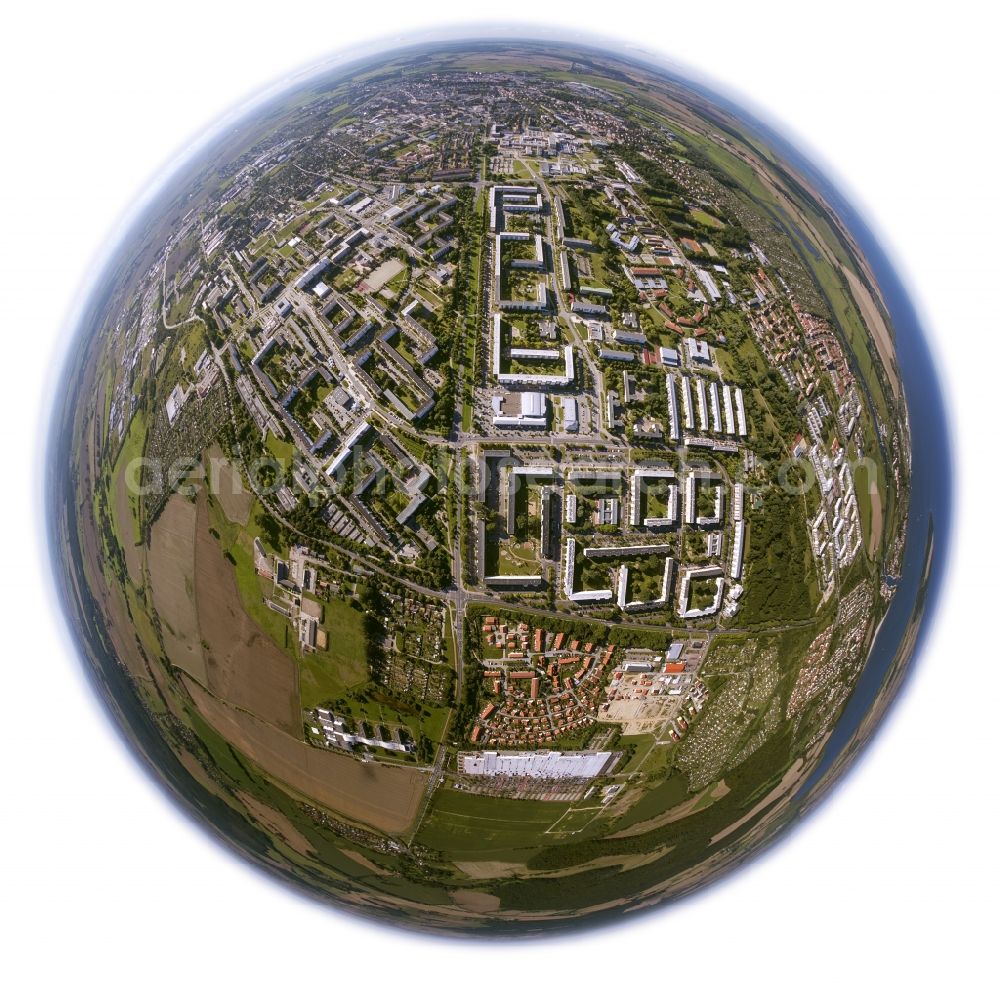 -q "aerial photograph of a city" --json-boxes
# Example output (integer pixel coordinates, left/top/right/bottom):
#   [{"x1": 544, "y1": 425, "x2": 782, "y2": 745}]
[{"x1": 47, "y1": 37, "x2": 926, "y2": 935}]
